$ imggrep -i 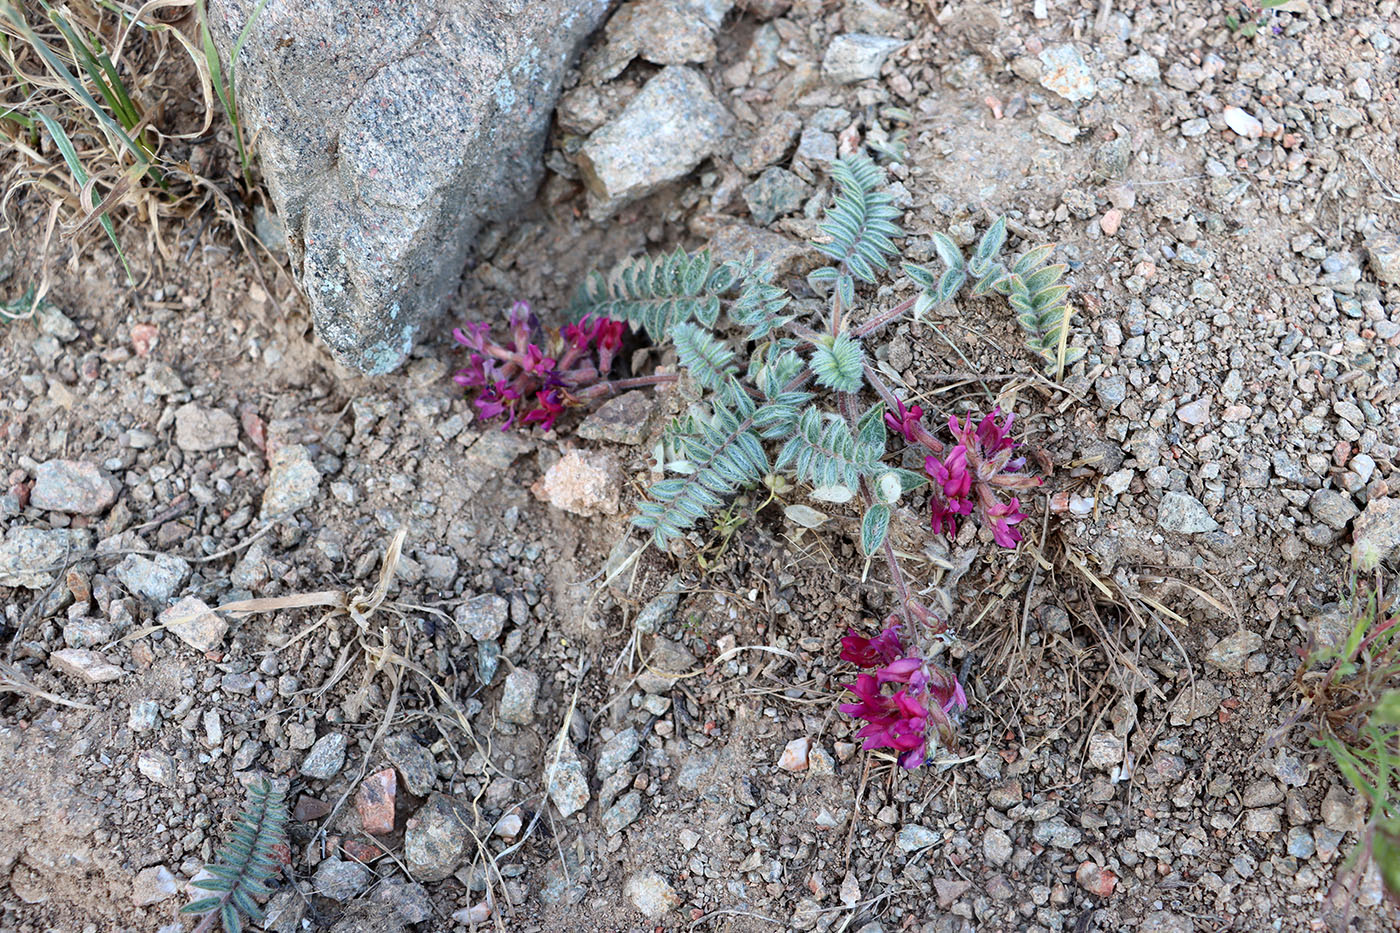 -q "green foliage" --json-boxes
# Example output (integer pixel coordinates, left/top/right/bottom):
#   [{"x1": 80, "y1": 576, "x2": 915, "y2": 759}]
[
  {"x1": 182, "y1": 780, "x2": 288, "y2": 933},
  {"x1": 199, "y1": 0, "x2": 272, "y2": 180},
  {"x1": 576, "y1": 151, "x2": 1074, "y2": 551},
  {"x1": 1293, "y1": 583, "x2": 1400, "y2": 904}
]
